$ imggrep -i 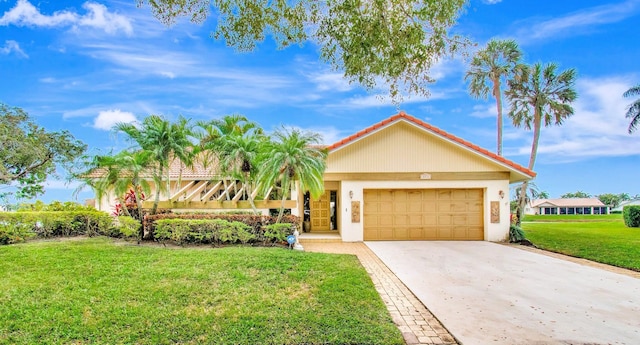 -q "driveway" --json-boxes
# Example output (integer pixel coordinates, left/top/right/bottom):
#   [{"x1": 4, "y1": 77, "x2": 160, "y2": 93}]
[{"x1": 366, "y1": 241, "x2": 640, "y2": 345}]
